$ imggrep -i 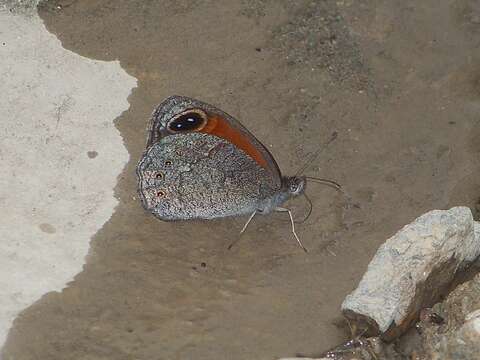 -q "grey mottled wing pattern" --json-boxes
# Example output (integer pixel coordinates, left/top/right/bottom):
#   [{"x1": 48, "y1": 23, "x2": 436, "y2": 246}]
[
  {"x1": 145, "y1": 95, "x2": 282, "y2": 189},
  {"x1": 137, "y1": 132, "x2": 279, "y2": 220}
]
